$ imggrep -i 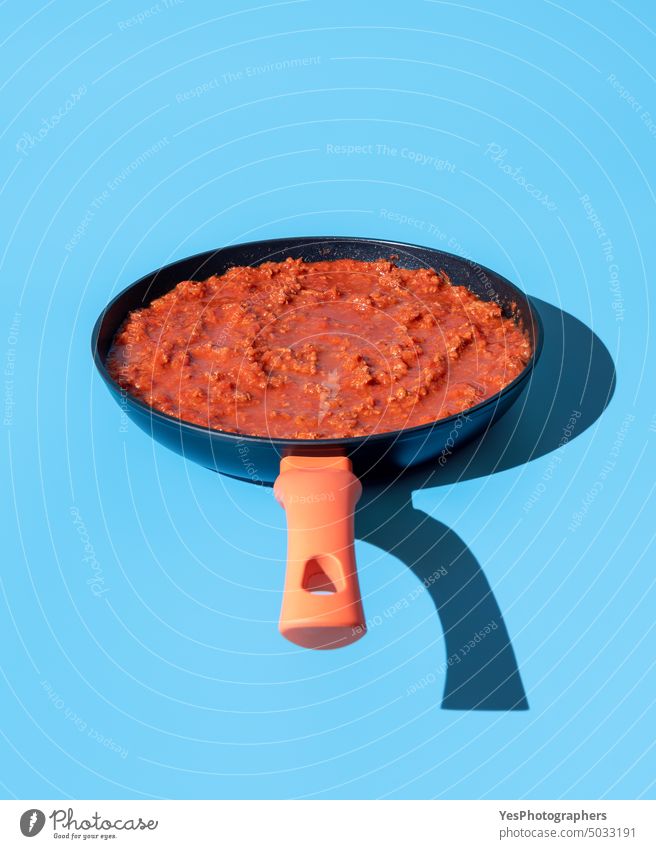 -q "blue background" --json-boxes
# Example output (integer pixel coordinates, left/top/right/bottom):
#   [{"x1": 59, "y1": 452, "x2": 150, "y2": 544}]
[{"x1": 2, "y1": 0, "x2": 655, "y2": 800}]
